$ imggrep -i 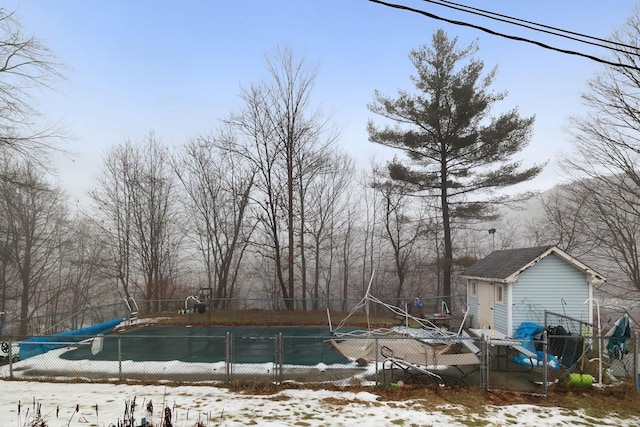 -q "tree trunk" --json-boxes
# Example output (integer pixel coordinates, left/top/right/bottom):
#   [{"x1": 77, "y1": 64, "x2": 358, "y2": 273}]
[{"x1": 440, "y1": 156, "x2": 453, "y2": 312}]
